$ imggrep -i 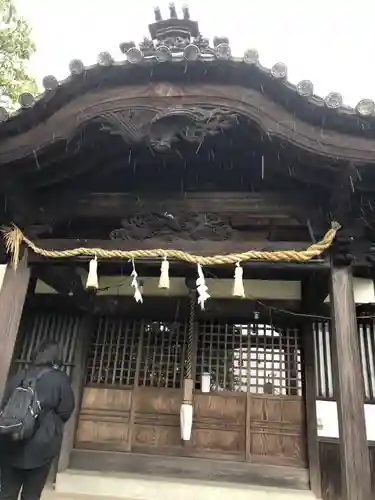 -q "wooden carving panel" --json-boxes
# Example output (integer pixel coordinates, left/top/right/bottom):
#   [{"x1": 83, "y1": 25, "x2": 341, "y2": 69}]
[
  {"x1": 132, "y1": 387, "x2": 182, "y2": 455},
  {"x1": 110, "y1": 212, "x2": 237, "y2": 242},
  {"x1": 75, "y1": 387, "x2": 132, "y2": 452},
  {"x1": 191, "y1": 392, "x2": 246, "y2": 461},
  {"x1": 249, "y1": 395, "x2": 306, "y2": 467},
  {"x1": 99, "y1": 106, "x2": 237, "y2": 152}
]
